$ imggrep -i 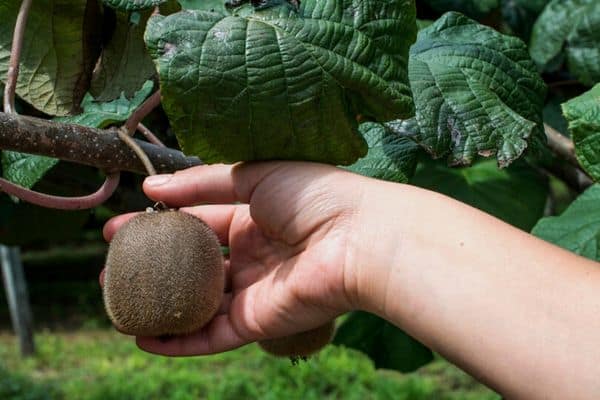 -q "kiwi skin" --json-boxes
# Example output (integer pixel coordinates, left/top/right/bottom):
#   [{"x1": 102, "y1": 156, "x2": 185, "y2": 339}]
[
  {"x1": 103, "y1": 210, "x2": 224, "y2": 336},
  {"x1": 258, "y1": 321, "x2": 336, "y2": 358}
]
